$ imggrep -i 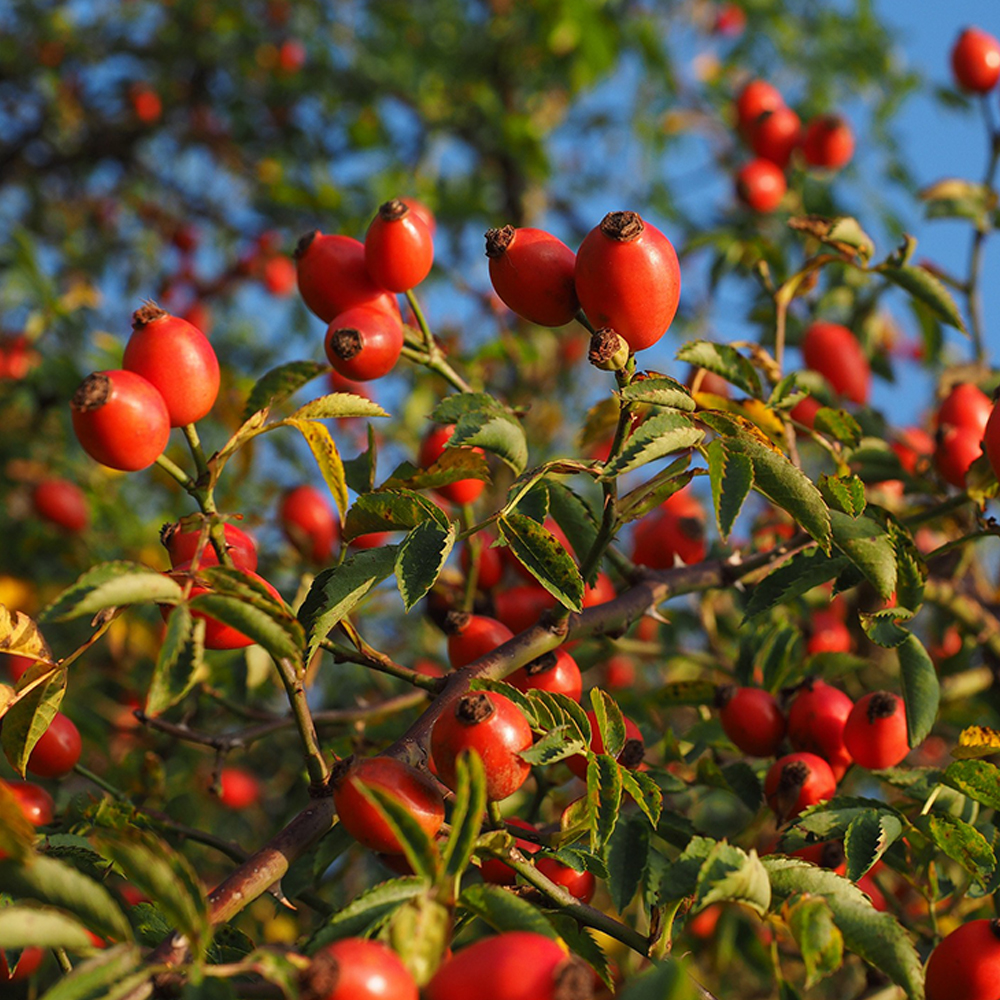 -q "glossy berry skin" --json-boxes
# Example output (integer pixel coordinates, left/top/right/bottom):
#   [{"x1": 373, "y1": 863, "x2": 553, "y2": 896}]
[
  {"x1": 508, "y1": 648, "x2": 583, "y2": 702},
  {"x1": 807, "y1": 610, "x2": 852, "y2": 655},
  {"x1": 317, "y1": 938, "x2": 418, "y2": 1000},
  {"x1": 764, "y1": 752, "x2": 837, "y2": 822},
  {"x1": 295, "y1": 231, "x2": 399, "y2": 323},
  {"x1": 937, "y1": 382, "x2": 993, "y2": 435},
  {"x1": 400, "y1": 196, "x2": 436, "y2": 237},
  {"x1": 425, "y1": 931, "x2": 571, "y2": 1000},
  {"x1": 843, "y1": 691, "x2": 909, "y2": 770},
  {"x1": 71, "y1": 369, "x2": 171, "y2": 471},
  {"x1": 218, "y1": 767, "x2": 260, "y2": 809},
  {"x1": 1, "y1": 946, "x2": 44, "y2": 982},
  {"x1": 801, "y1": 321, "x2": 870, "y2": 405},
  {"x1": 985, "y1": 399, "x2": 1000, "y2": 481},
  {"x1": 583, "y1": 571, "x2": 616, "y2": 608},
  {"x1": 567, "y1": 711, "x2": 644, "y2": 781},
  {"x1": 750, "y1": 106, "x2": 802, "y2": 167},
  {"x1": 536, "y1": 856, "x2": 596, "y2": 903},
  {"x1": 364, "y1": 199, "x2": 434, "y2": 292},
  {"x1": 4, "y1": 779, "x2": 55, "y2": 826},
  {"x1": 26, "y1": 712, "x2": 82, "y2": 779},
  {"x1": 485, "y1": 226, "x2": 579, "y2": 327},
  {"x1": 419, "y1": 424, "x2": 486, "y2": 505},
  {"x1": 493, "y1": 582, "x2": 557, "y2": 633},
  {"x1": 924, "y1": 919, "x2": 1000, "y2": 1000},
  {"x1": 631, "y1": 489, "x2": 707, "y2": 570},
  {"x1": 32, "y1": 478, "x2": 88, "y2": 533},
  {"x1": 787, "y1": 680, "x2": 854, "y2": 781},
  {"x1": 735, "y1": 158, "x2": 786, "y2": 212},
  {"x1": 279, "y1": 485, "x2": 339, "y2": 563},
  {"x1": 262, "y1": 255, "x2": 297, "y2": 297},
  {"x1": 331, "y1": 756, "x2": 445, "y2": 855},
  {"x1": 324, "y1": 304, "x2": 404, "y2": 382},
  {"x1": 124, "y1": 304, "x2": 220, "y2": 426},
  {"x1": 574, "y1": 211, "x2": 681, "y2": 352},
  {"x1": 790, "y1": 394, "x2": 822, "y2": 429},
  {"x1": 163, "y1": 520, "x2": 258, "y2": 571},
  {"x1": 717, "y1": 686, "x2": 786, "y2": 757},
  {"x1": 479, "y1": 817, "x2": 540, "y2": 885},
  {"x1": 446, "y1": 613, "x2": 514, "y2": 669},
  {"x1": 4, "y1": 654, "x2": 33, "y2": 683},
  {"x1": 951, "y1": 28, "x2": 1000, "y2": 93},
  {"x1": 802, "y1": 115, "x2": 855, "y2": 170},
  {"x1": 431, "y1": 692, "x2": 533, "y2": 801},
  {"x1": 735, "y1": 80, "x2": 784, "y2": 138},
  {"x1": 892, "y1": 426, "x2": 934, "y2": 475},
  {"x1": 934, "y1": 424, "x2": 984, "y2": 488}
]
